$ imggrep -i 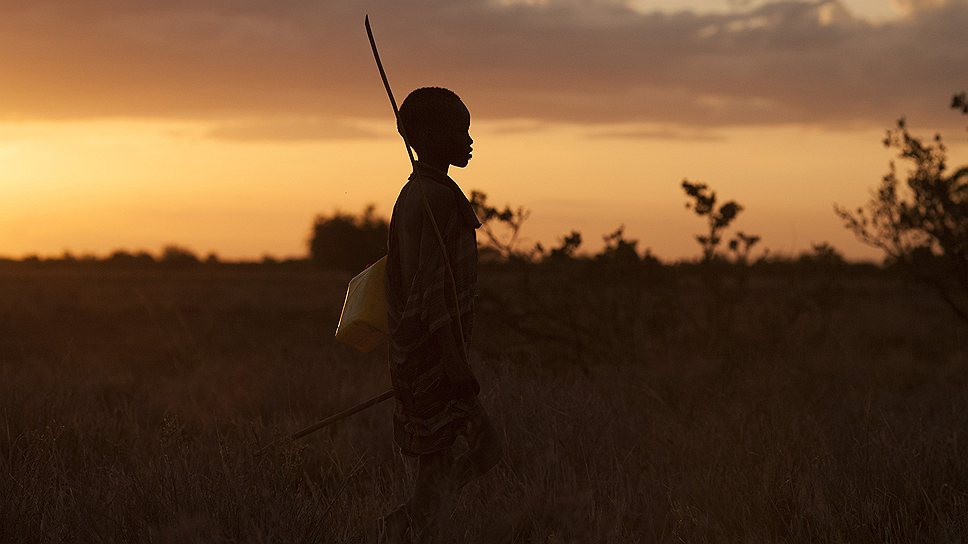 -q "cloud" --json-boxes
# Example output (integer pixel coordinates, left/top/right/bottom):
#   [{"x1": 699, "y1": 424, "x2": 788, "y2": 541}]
[
  {"x1": 0, "y1": 0, "x2": 964, "y2": 131},
  {"x1": 484, "y1": 120, "x2": 553, "y2": 134},
  {"x1": 588, "y1": 127, "x2": 726, "y2": 141},
  {"x1": 891, "y1": 0, "x2": 951, "y2": 16},
  {"x1": 204, "y1": 117, "x2": 388, "y2": 142}
]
